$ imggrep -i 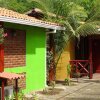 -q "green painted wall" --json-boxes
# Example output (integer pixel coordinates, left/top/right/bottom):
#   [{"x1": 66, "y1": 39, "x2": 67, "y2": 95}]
[{"x1": 4, "y1": 23, "x2": 46, "y2": 93}]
